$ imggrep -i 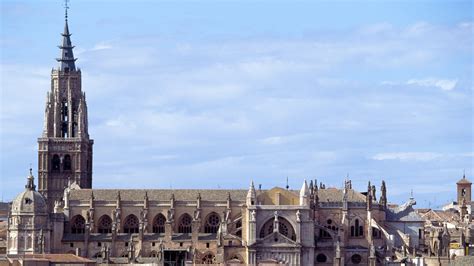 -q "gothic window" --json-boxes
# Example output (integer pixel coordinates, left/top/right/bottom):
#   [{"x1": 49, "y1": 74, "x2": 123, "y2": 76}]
[
  {"x1": 71, "y1": 215, "x2": 85, "y2": 234},
  {"x1": 350, "y1": 219, "x2": 364, "y2": 237},
  {"x1": 351, "y1": 254, "x2": 362, "y2": 264},
  {"x1": 98, "y1": 215, "x2": 112, "y2": 234},
  {"x1": 201, "y1": 253, "x2": 215, "y2": 264},
  {"x1": 153, "y1": 214, "x2": 166, "y2": 234},
  {"x1": 64, "y1": 154, "x2": 72, "y2": 171},
  {"x1": 320, "y1": 219, "x2": 338, "y2": 238},
  {"x1": 123, "y1": 214, "x2": 139, "y2": 234},
  {"x1": 316, "y1": 253, "x2": 327, "y2": 263},
  {"x1": 259, "y1": 217, "x2": 296, "y2": 241},
  {"x1": 52, "y1": 154, "x2": 60, "y2": 172},
  {"x1": 204, "y1": 213, "x2": 220, "y2": 234},
  {"x1": 177, "y1": 213, "x2": 192, "y2": 234}
]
